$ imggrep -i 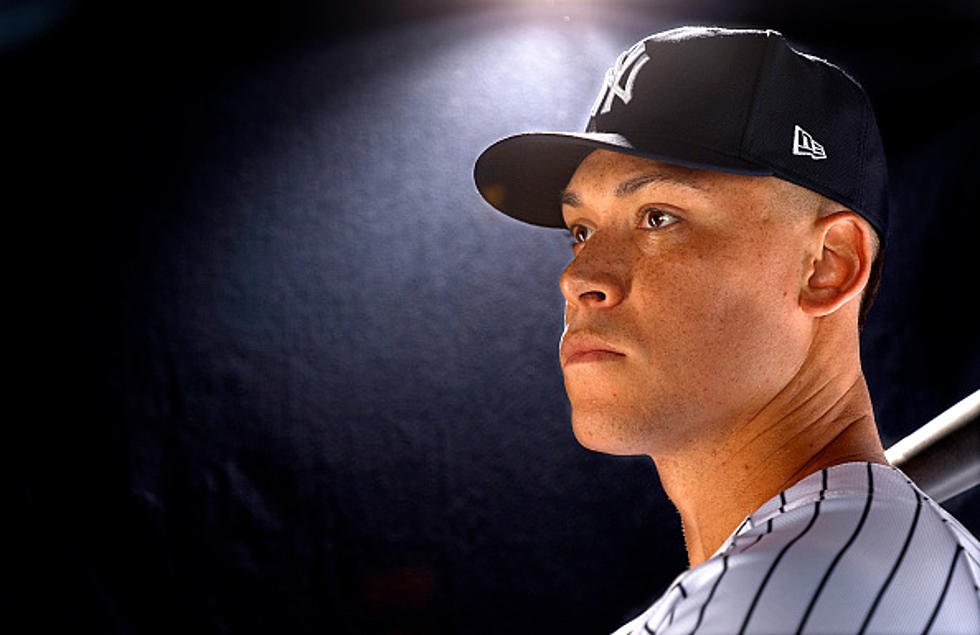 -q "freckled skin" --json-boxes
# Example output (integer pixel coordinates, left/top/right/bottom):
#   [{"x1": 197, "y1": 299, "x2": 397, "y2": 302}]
[
  {"x1": 559, "y1": 150, "x2": 812, "y2": 456},
  {"x1": 557, "y1": 149, "x2": 886, "y2": 565}
]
